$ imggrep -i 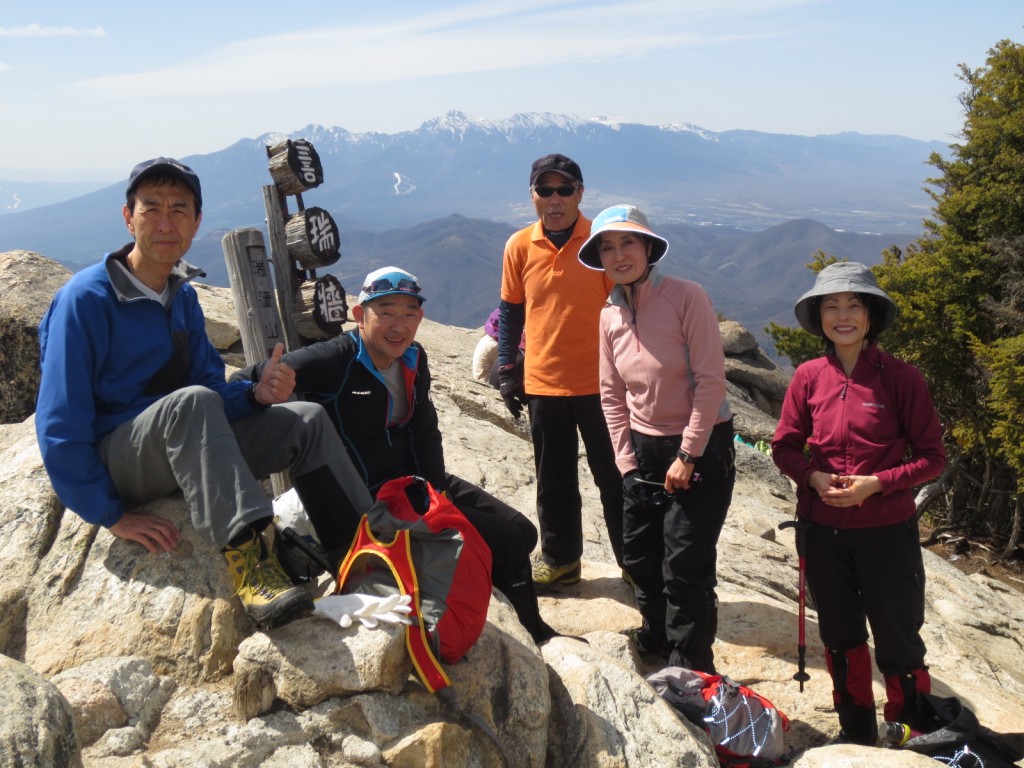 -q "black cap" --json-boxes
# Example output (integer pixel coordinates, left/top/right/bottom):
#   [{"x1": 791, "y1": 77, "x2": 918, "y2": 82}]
[
  {"x1": 126, "y1": 157, "x2": 202, "y2": 210},
  {"x1": 529, "y1": 153, "x2": 583, "y2": 187}
]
